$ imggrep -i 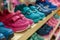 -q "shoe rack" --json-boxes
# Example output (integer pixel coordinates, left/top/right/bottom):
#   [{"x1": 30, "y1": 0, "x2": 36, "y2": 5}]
[{"x1": 11, "y1": 9, "x2": 59, "y2": 40}]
